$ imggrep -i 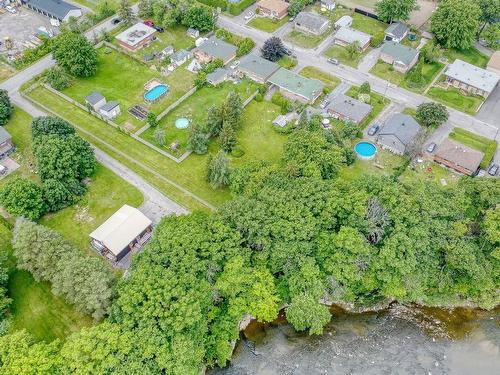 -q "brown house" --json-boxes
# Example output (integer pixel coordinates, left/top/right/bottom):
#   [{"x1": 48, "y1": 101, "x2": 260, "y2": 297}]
[
  {"x1": 257, "y1": 0, "x2": 289, "y2": 20},
  {"x1": 115, "y1": 22, "x2": 156, "y2": 51},
  {"x1": 433, "y1": 138, "x2": 484, "y2": 176},
  {"x1": 193, "y1": 36, "x2": 237, "y2": 65},
  {"x1": 0, "y1": 127, "x2": 14, "y2": 159}
]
